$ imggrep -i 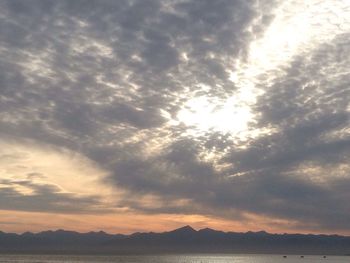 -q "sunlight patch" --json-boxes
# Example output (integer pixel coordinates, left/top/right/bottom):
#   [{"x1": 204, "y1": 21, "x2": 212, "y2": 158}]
[{"x1": 177, "y1": 96, "x2": 253, "y2": 136}]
